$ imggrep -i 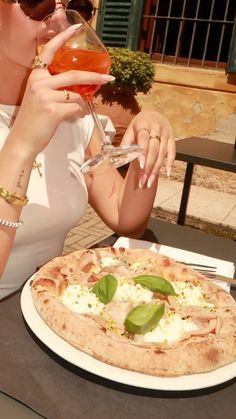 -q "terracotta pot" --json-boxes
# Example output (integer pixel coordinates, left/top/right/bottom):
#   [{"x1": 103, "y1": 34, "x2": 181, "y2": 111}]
[{"x1": 93, "y1": 85, "x2": 141, "y2": 146}]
